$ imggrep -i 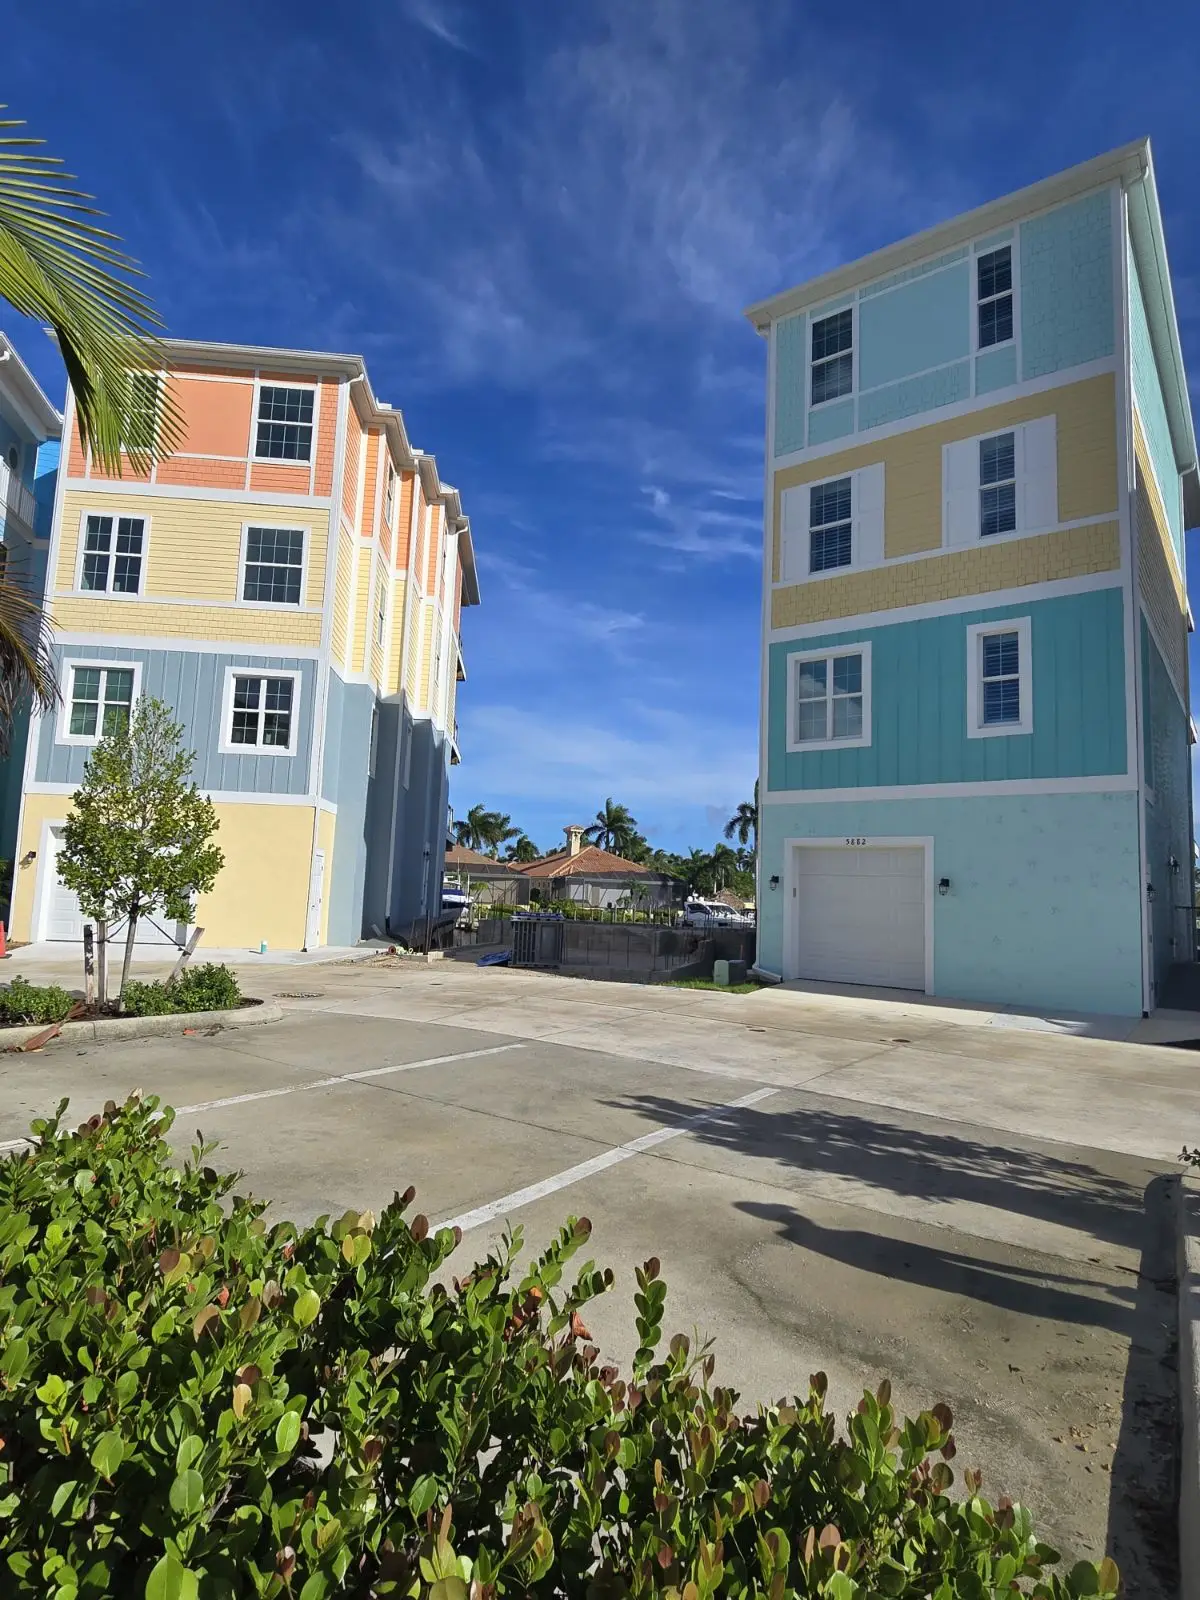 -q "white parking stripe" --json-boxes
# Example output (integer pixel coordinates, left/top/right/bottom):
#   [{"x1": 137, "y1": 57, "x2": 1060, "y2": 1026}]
[
  {"x1": 0, "y1": 1043, "x2": 525, "y2": 1151},
  {"x1": 439, "y1": 1084, "x2": 779, "y2": 1235}
]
